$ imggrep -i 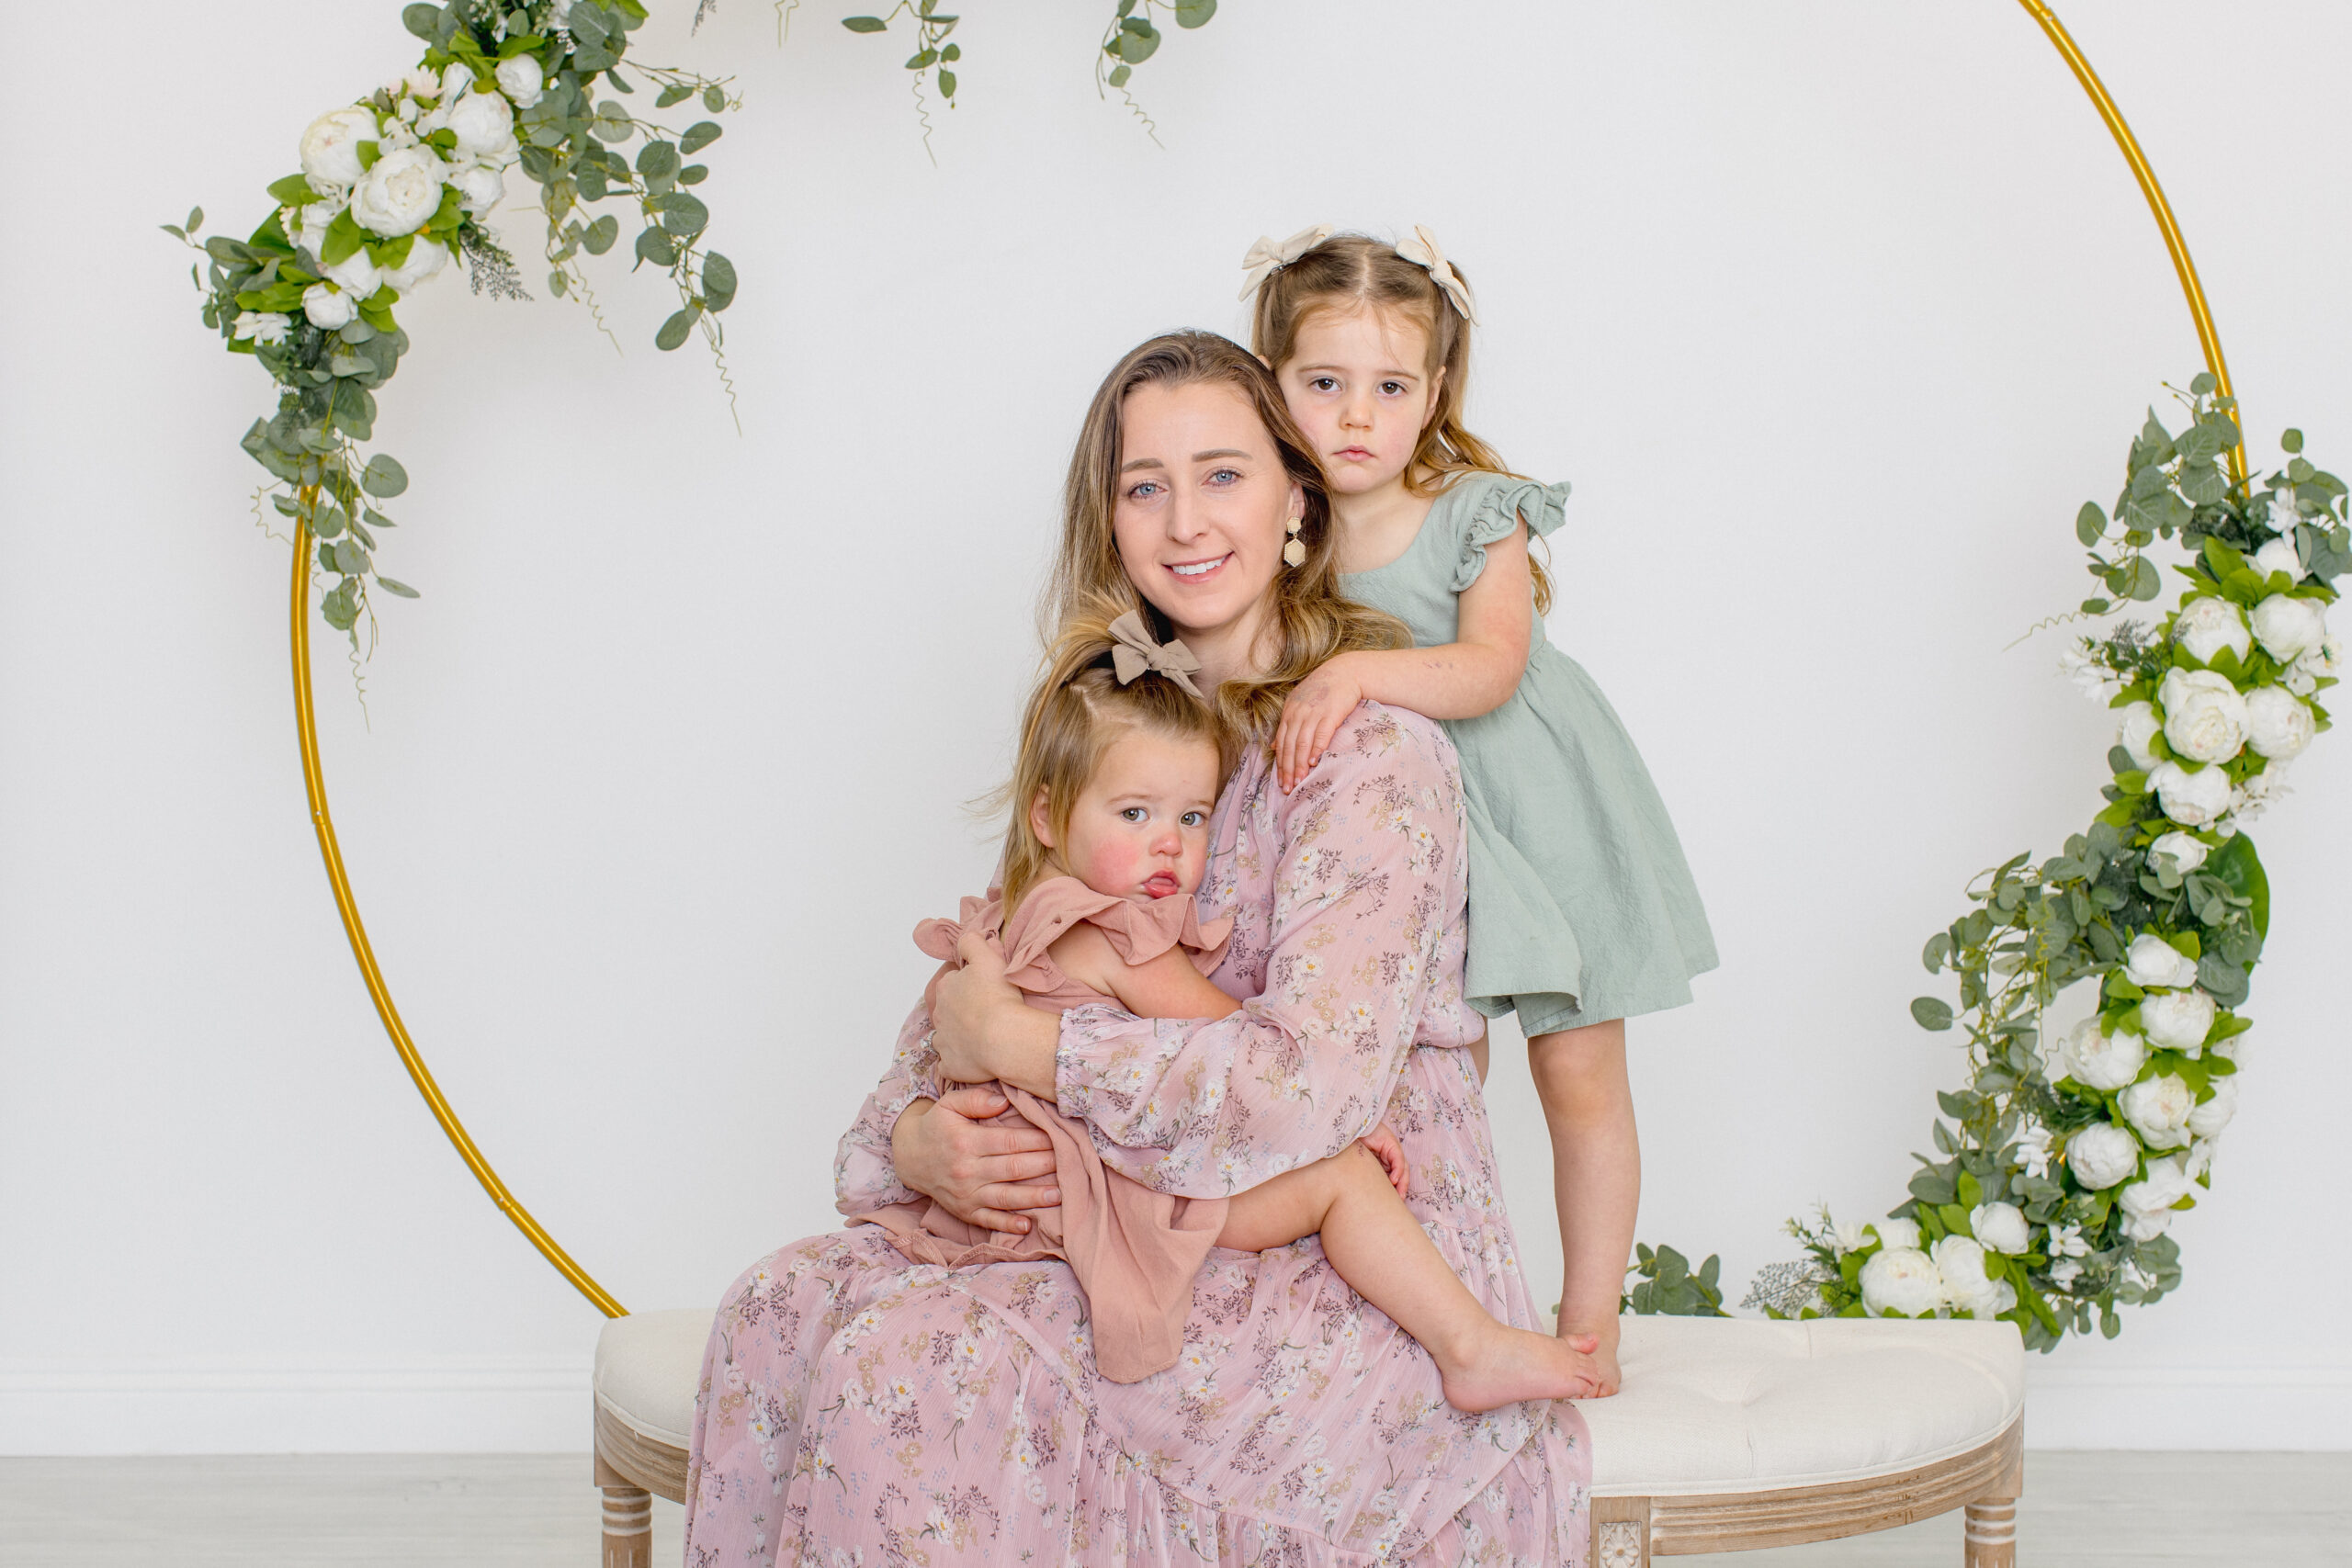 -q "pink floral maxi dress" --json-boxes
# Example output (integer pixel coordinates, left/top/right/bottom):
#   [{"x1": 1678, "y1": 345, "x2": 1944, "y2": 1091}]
[{"x1": 684, "y1": 704, "x2": 1593, "y2": 1565}]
